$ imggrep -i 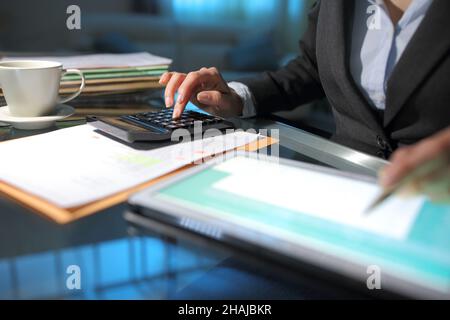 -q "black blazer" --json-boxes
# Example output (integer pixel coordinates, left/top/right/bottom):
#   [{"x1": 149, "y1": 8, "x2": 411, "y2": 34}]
[{"x1": 240, "y1": 0, "x2": 450, "y2": 158}]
